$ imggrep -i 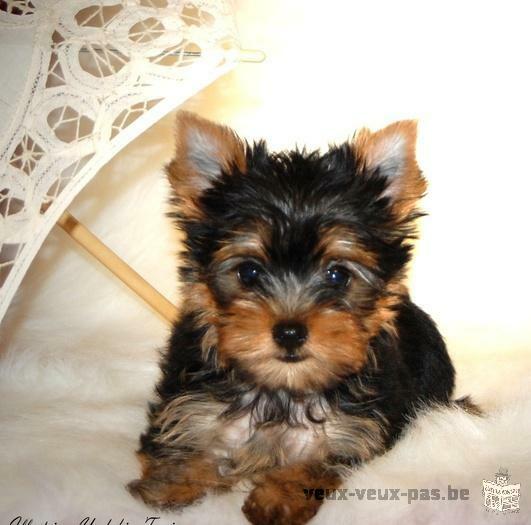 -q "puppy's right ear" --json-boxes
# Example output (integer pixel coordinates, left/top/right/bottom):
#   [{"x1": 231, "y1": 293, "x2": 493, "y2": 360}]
[
  {"x1": 167, "y1": 111, "x2": 246, "y2": 218},
  {"x1": 353, "y1": 120, "x2": 425, "y2": 220}
]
